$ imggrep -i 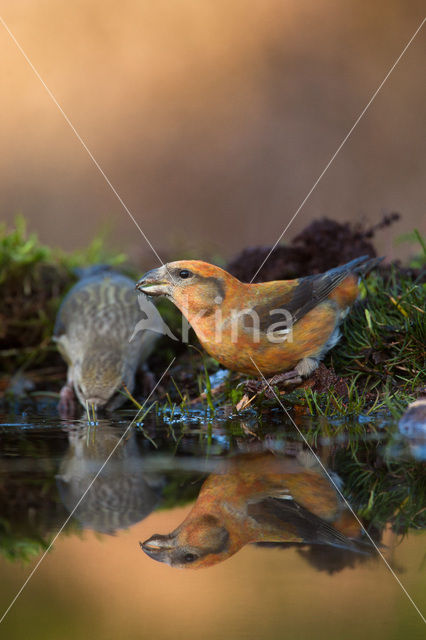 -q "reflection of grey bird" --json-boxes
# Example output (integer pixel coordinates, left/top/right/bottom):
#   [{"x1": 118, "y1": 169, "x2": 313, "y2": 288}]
[
  {"x1": 54, "y1": 266, "x2": 159, "y2": 414},
  {"x1": 56, "y1": 425, "x2": 163, "y2": 534},
  {"x1": 399, "y1": 397, "x2": 426, "y2": 435},
  {"x1": 399, "y1": 393, "x2": 426, "y2": 461}
]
